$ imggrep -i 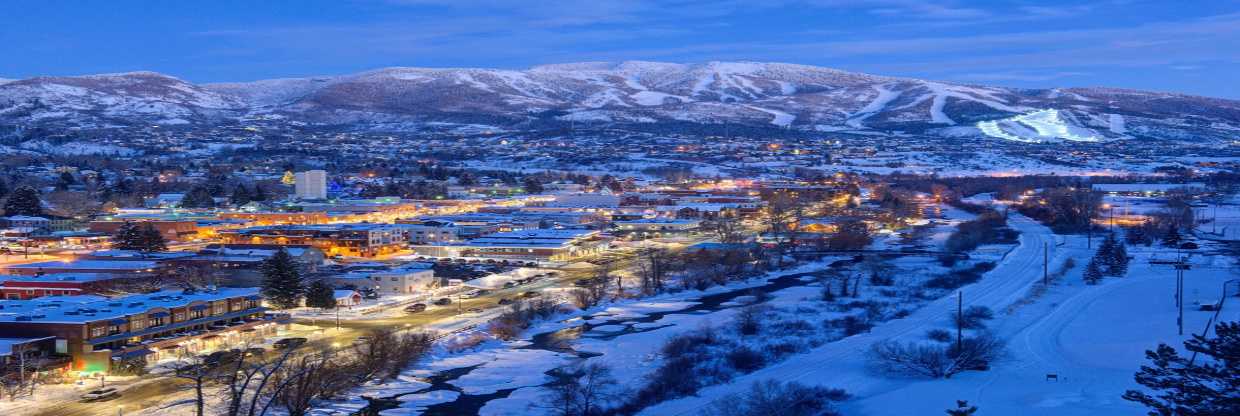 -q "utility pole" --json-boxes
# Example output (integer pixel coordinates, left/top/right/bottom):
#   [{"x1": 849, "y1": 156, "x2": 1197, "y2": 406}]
[
  {"x1": 956, "y1": 291, "x2": 963, "y2": 351},
  {"x1": 1043, "y1": 242, "x2": 1049, "y2": 285}
]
